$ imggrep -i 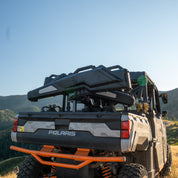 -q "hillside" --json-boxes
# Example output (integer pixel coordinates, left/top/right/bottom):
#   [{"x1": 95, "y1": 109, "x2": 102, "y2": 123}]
[
  {"x1": 0, "y1": 109, "x2": 40, "y2": 162},
  {"x1": 0, "y1": 128, "x2": 41, "y2": 161},
  {"x1": 0, "y1": 88, "x2": 177, "y2": 119},
  {"x1": 0, "y1": 95, "x2": 61, "y2": 113},
  {"x1": 0, "y1": 156, "x2": 24, "y2": 176},
  {"x1": 163, "y1": 120, "x2": 178, "y2": 145},
  {"x1": 0, "y1": 110, "x2": 15, "y2": 131},
  {"x1": 161, "y1": 88, "x2": 178, "y2": 120}
]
